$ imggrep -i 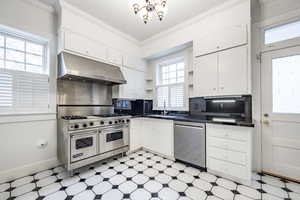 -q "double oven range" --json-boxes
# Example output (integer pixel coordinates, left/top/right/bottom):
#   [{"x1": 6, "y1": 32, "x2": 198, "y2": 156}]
[{"x1": 58, "y1": 114, "x2": 130, "y2": 173}]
